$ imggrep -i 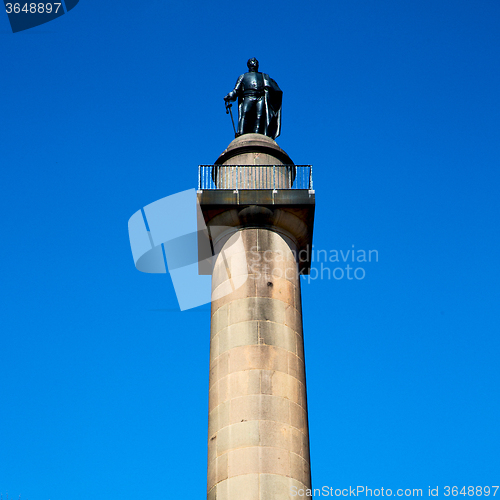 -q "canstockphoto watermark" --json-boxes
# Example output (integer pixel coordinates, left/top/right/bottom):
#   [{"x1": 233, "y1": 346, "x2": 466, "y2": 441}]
[
  {"x1": 290, "y1": 486, "x2": 499, "y2": 497},
  {"x1": 291, "y1": 486, "x2": 424, "y2": 497},
  {"x1": 247, "y1": 244, "x2": 379, "y2": 282}
]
